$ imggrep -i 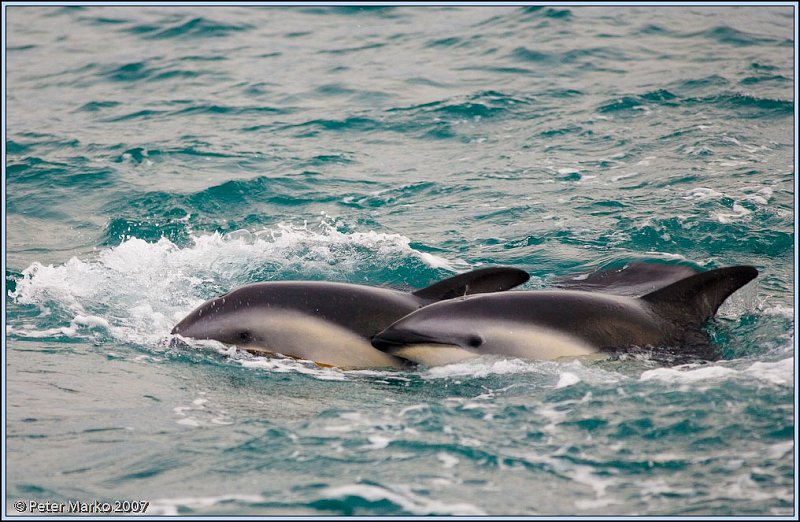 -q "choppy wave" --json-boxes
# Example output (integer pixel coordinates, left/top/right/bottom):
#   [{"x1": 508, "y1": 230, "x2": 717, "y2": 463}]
[
  {"x1": 7, "y1": 220, "x2": 465, "y2": 348},
  {"x1": 148, "y1": 483, "x2": 486, "y2": 517},
  {"x1": 598, "y1": 89, "x2": 792, "y2": 118},
  {"x1": 640, "y1": 357, "x2": 793, "y2": 388},
  {"x1": 124, "y1": 16, "x2": 255, "y2": 40}
]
